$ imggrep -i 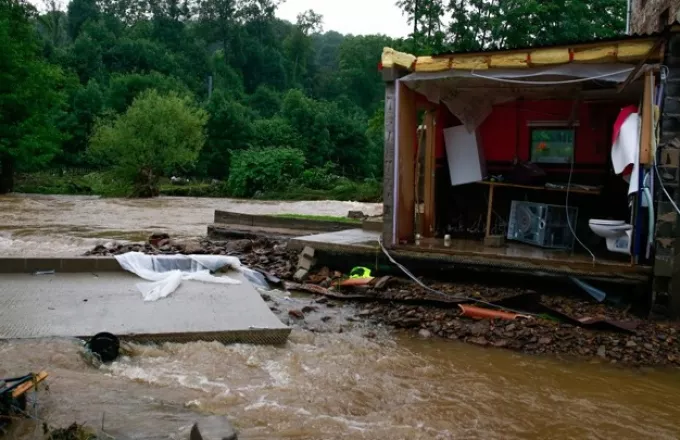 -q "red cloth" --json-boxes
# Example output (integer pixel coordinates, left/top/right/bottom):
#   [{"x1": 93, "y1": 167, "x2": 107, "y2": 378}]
[
  {"x1": 612, "y1": 105, "x2": 638, "y2": 145},
  {"x1": 612, "y1": 105, "x2": 638, "y2": 177}
]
